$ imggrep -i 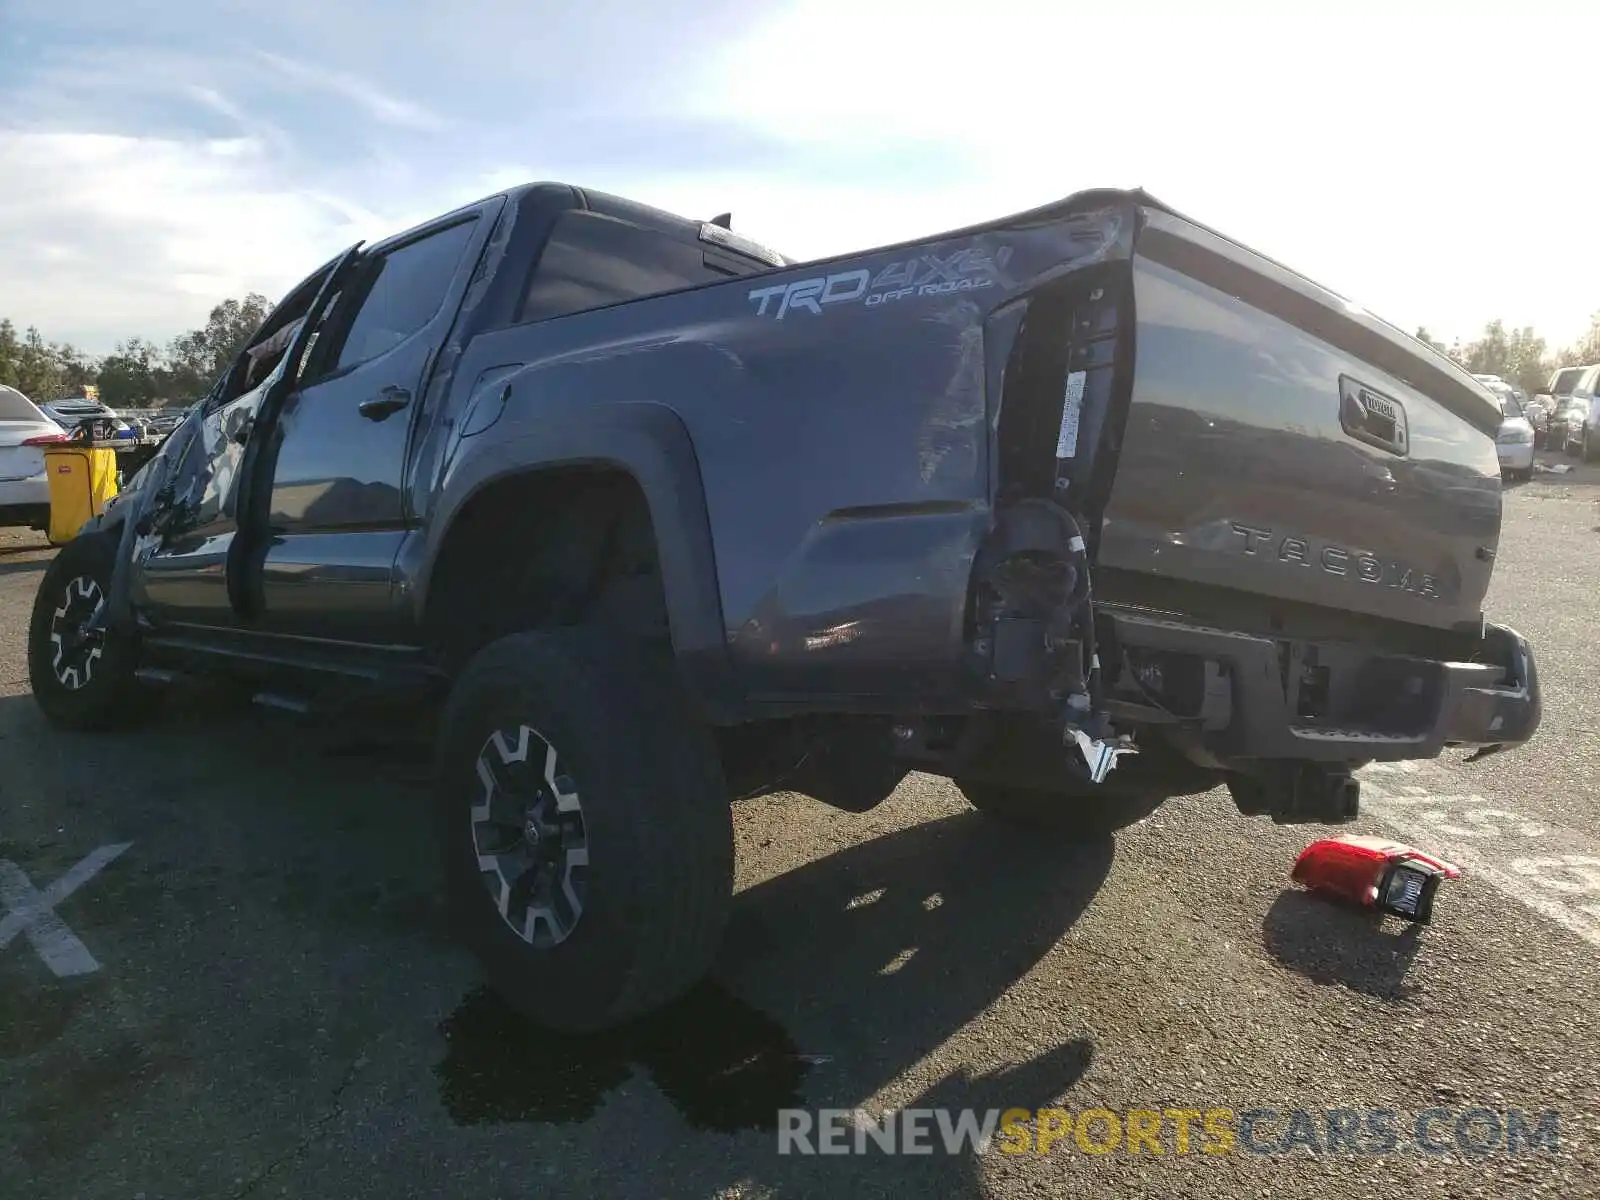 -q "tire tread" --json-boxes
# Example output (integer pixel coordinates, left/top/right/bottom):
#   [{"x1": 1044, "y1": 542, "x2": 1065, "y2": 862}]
[{"x1": 437, "y1": 627, "x2": 733, "y2": 1030}]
